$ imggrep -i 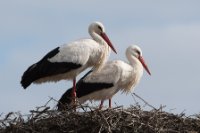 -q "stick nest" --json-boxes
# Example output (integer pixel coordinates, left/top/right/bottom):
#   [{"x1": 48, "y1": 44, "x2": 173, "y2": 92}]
[{"x1": 1, "y1": 104, "x2": 200, "y2": 133}]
